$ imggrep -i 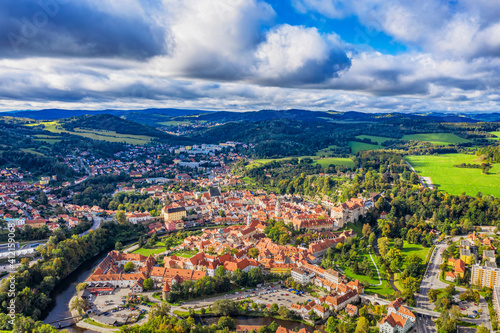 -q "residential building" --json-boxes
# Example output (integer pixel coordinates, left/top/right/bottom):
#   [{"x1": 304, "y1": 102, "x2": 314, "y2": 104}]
[
  {"x1": 379, "y1": 298, "x2": 416, "y2": 333},
  {"x1": 455, "y1": 259, "x2": 465, "y2": 278},
  {"x1": 492, "y1": 287, "x2": 500, "y2": 328},
  {"x1": 345, "y1": 304, "x2": 358, "y2": 316},
  {"x1": 163, "y1": 207, "x2": 187, "y2": 221},
  {"x1": 460, "y1": 248, "x2": 473, "y2": 265},
  {"x1": 445, "y1": 271, "x2": 457, "y2": 282},
  {"x1": 291, "y1": 267, "x2": 312, "y2": 285},
  {"x1": 484, "y1": 250, "x2": 496, "y2": 263},
  {"x1": 472, "y1": 264, "x2": 500, "y2": 288}
]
